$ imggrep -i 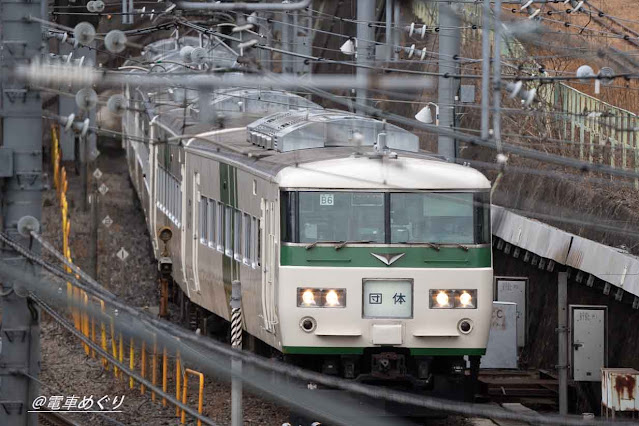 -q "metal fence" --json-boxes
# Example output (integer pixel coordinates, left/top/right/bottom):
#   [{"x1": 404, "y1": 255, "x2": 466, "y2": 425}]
[{"x1": 50, "y1": 125, "x2": 206, "y2": 425}]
